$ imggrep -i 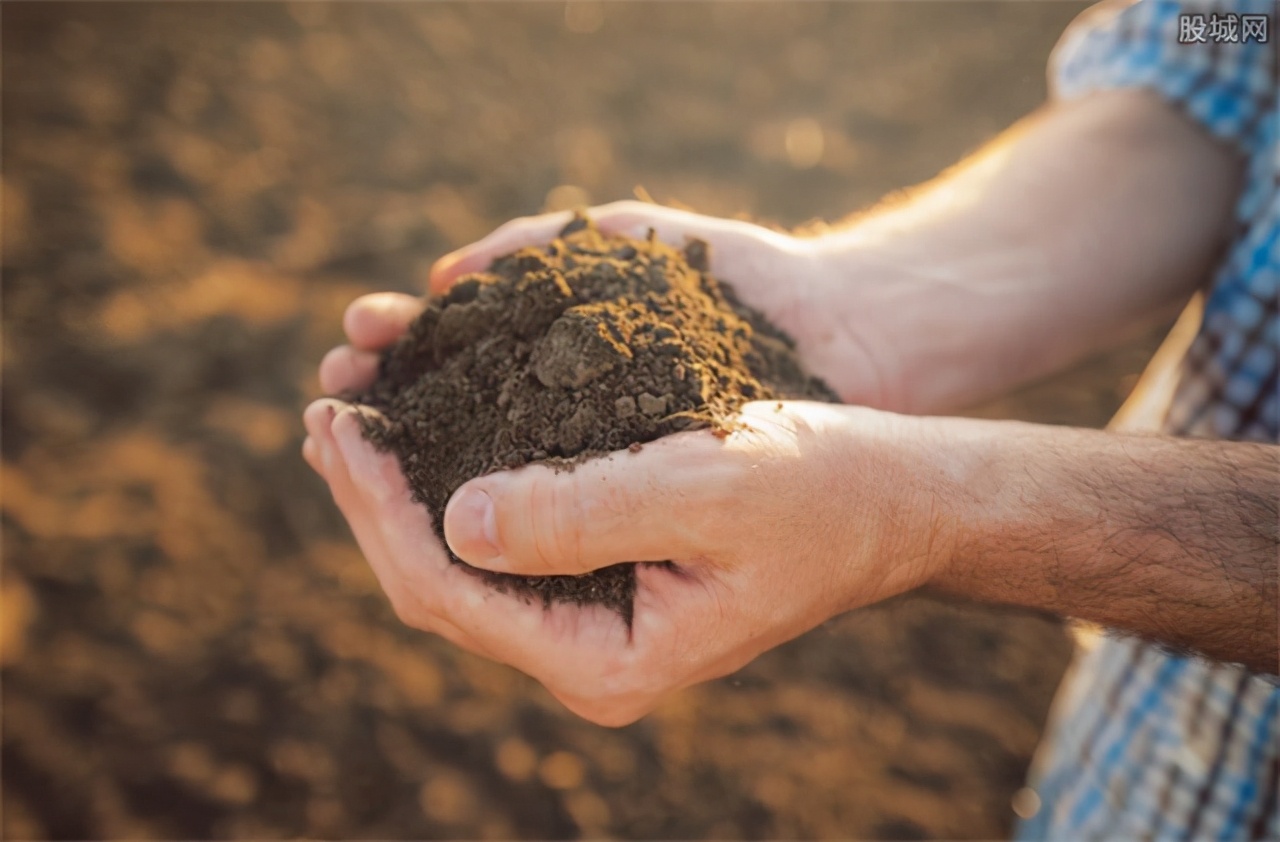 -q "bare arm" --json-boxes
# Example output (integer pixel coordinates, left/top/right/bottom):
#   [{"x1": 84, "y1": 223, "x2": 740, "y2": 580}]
[
  {"x1": 928, "y1": 420, "x2": 1279, "y2": 674},
  {"x1": 810, "y1": 89, "x2": 1244, "y2": 413}
]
